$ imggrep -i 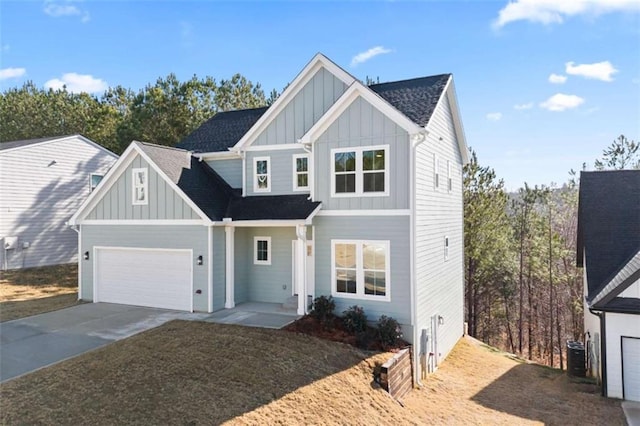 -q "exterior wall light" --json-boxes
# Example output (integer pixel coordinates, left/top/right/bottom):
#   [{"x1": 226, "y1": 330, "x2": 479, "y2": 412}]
[
  {"x1": 84, "y1": 251, "x2": 90, "y2": 260},
  {"x1": 197, "y1": 255, "x2": 203, "y2": 265}
]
